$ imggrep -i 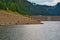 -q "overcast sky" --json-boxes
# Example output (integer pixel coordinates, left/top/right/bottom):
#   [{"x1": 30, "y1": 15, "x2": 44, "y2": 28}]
[{"x1": 28, "y1": 0, "x2": 60, "y2": 6}]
